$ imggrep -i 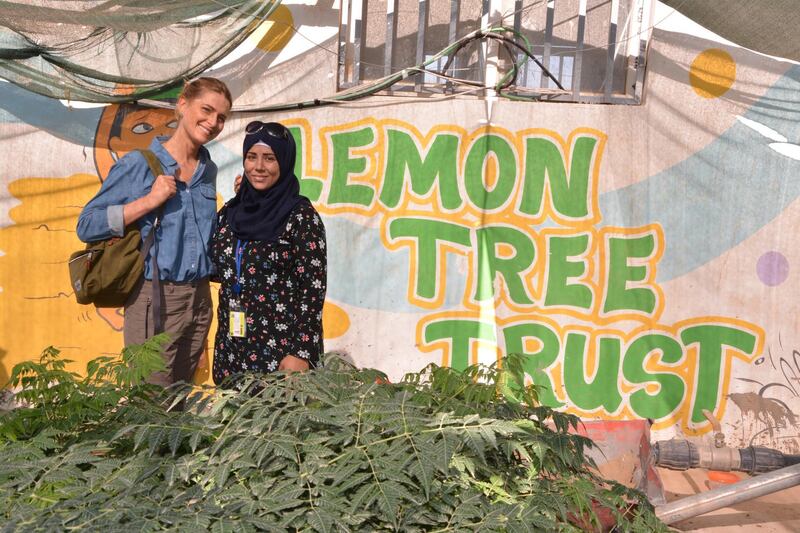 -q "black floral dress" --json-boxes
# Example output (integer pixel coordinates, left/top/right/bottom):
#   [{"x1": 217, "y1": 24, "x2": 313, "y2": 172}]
[{"x1": 211, "y1": 200, "x2": 326, "y2": 385}]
